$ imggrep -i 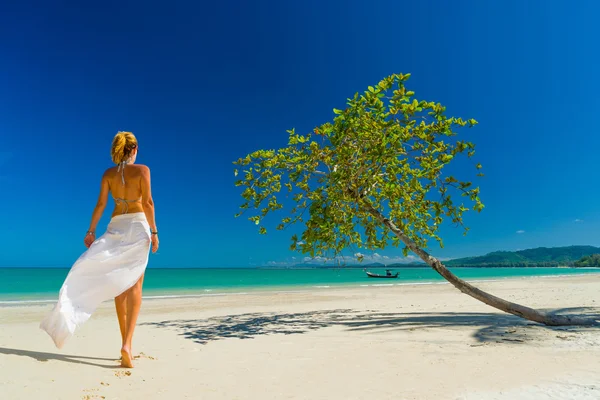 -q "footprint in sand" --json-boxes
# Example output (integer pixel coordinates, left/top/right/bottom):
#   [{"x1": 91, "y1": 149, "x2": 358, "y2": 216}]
[
  {"x1": 114, "y1": 370, "x2": 132, "y2": 378},
  {"x1": 134, "y1": 351, "x2": 157, "y2": 360},
  {"x1": 117, "y1": 352, "x2": 157, "y2": 363},
  {"x1": 82, "y1": 395, "x2": 105, "y2": 400}
]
